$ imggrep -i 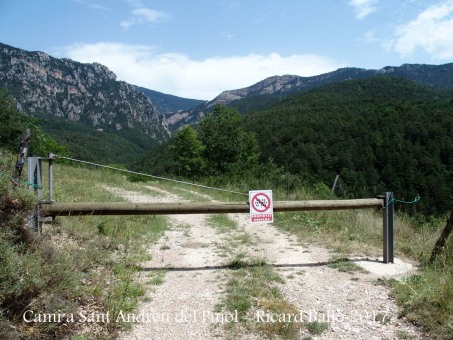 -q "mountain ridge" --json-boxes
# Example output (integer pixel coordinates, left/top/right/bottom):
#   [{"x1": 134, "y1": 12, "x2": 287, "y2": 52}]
[
  {"x1": 136, "y1": 86, "x2": 204, "y2": 114},
  {"x1": 214, "y1": 63, "x2": 453, "y2": 103},
  {"x1": 164, "y1": 62, "x2": 453, "y2": 130}
]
